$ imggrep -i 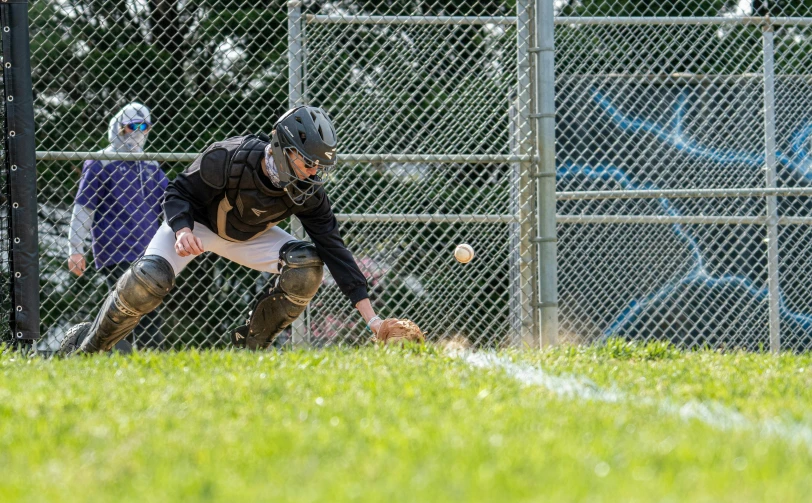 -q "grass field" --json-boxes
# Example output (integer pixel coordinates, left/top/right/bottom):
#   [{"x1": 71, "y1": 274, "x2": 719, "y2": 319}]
[{"x1": 1, "y1": 340, "x2": 811, "y2": 502}]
